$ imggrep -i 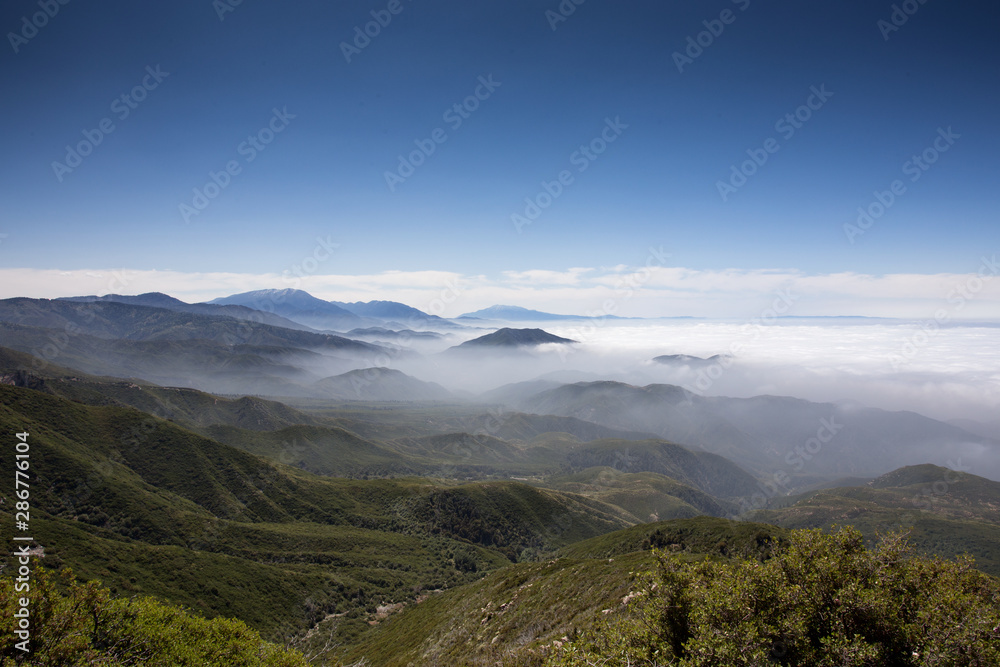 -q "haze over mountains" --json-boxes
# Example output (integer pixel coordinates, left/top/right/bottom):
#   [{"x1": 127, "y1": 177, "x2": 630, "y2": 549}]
[
  {"x1": 2, "y1": 287, "x2": 999, "y2": 663},
  {"x1": 1, "y1": 290, "x2": 997, "y2": 485}
]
